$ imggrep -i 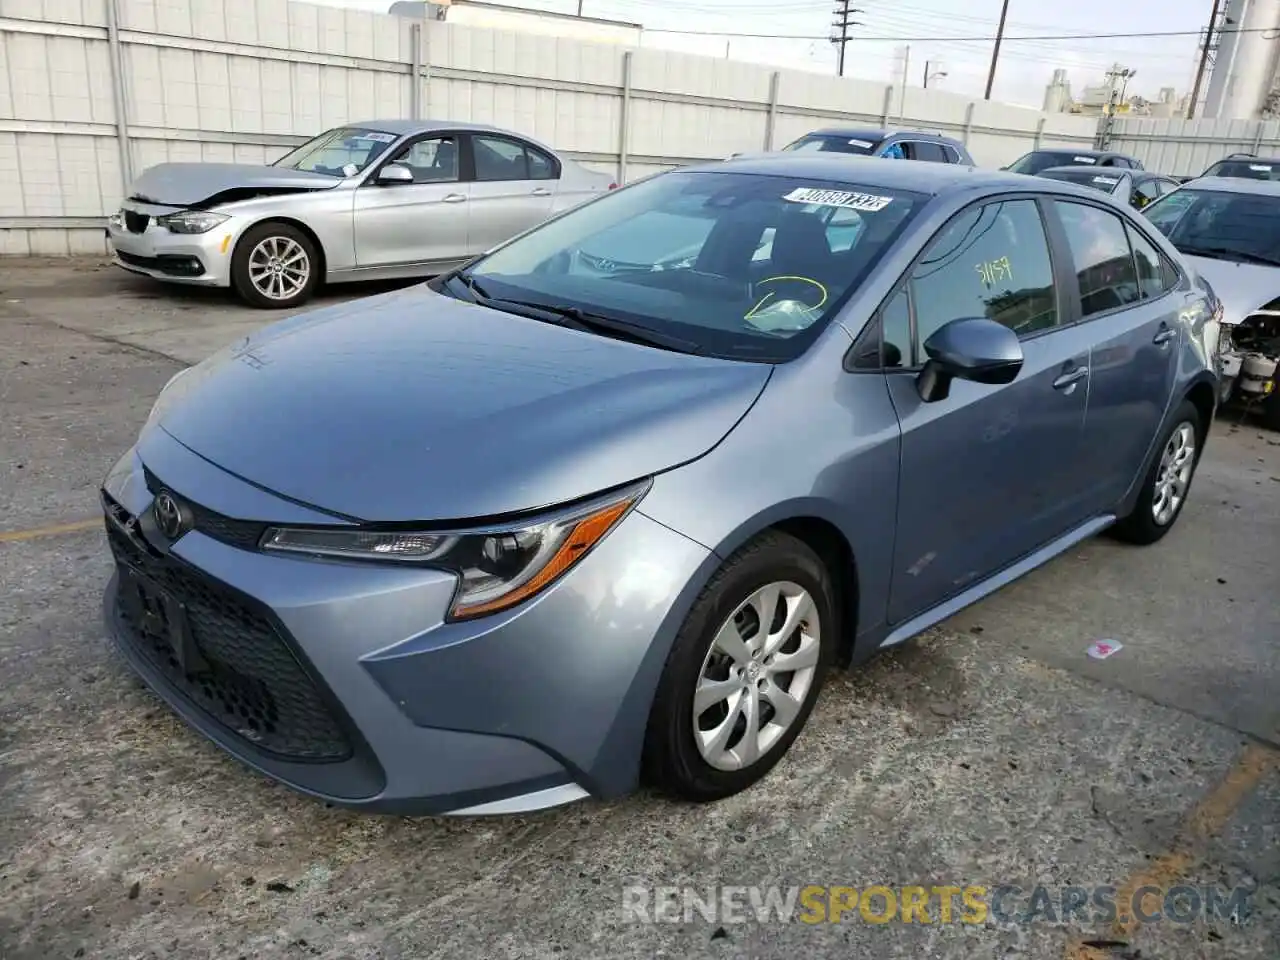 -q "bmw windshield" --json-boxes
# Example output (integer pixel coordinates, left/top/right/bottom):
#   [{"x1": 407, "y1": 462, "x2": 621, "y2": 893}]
[
  {"x1": 272, "y1": 127, "x2": 400, "y2": 178},
  {"x1": 1200, "y1": 159, "x2": 1280, "y2": 181},
  {"x1": 449, "y1": 170, "x2": 927, "y2": 361},
  {"x1": 1144, "y1": 186, "x2": 1280, "y2": 266}
]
